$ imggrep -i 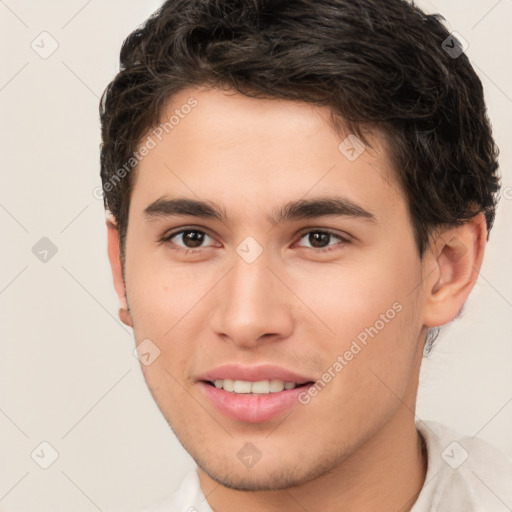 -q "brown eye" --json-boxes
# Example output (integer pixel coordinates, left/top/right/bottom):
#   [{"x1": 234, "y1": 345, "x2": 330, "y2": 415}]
[
  {"x1": 179, "y1": 230, "x2": 206, "y2": 248},
  {"x1": 296, "y1": 230, "x2": 349, "y2": 252},
  {"x1": 162, "y1": 229, "x2": 214, "y2": 251}
]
